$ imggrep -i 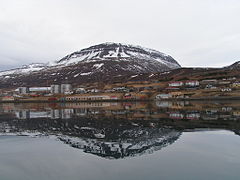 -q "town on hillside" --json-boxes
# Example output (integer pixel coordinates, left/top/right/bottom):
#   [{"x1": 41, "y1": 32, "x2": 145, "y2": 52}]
[{"x1": 0, "y1": 75, "x2": 240, "y2": 102}]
